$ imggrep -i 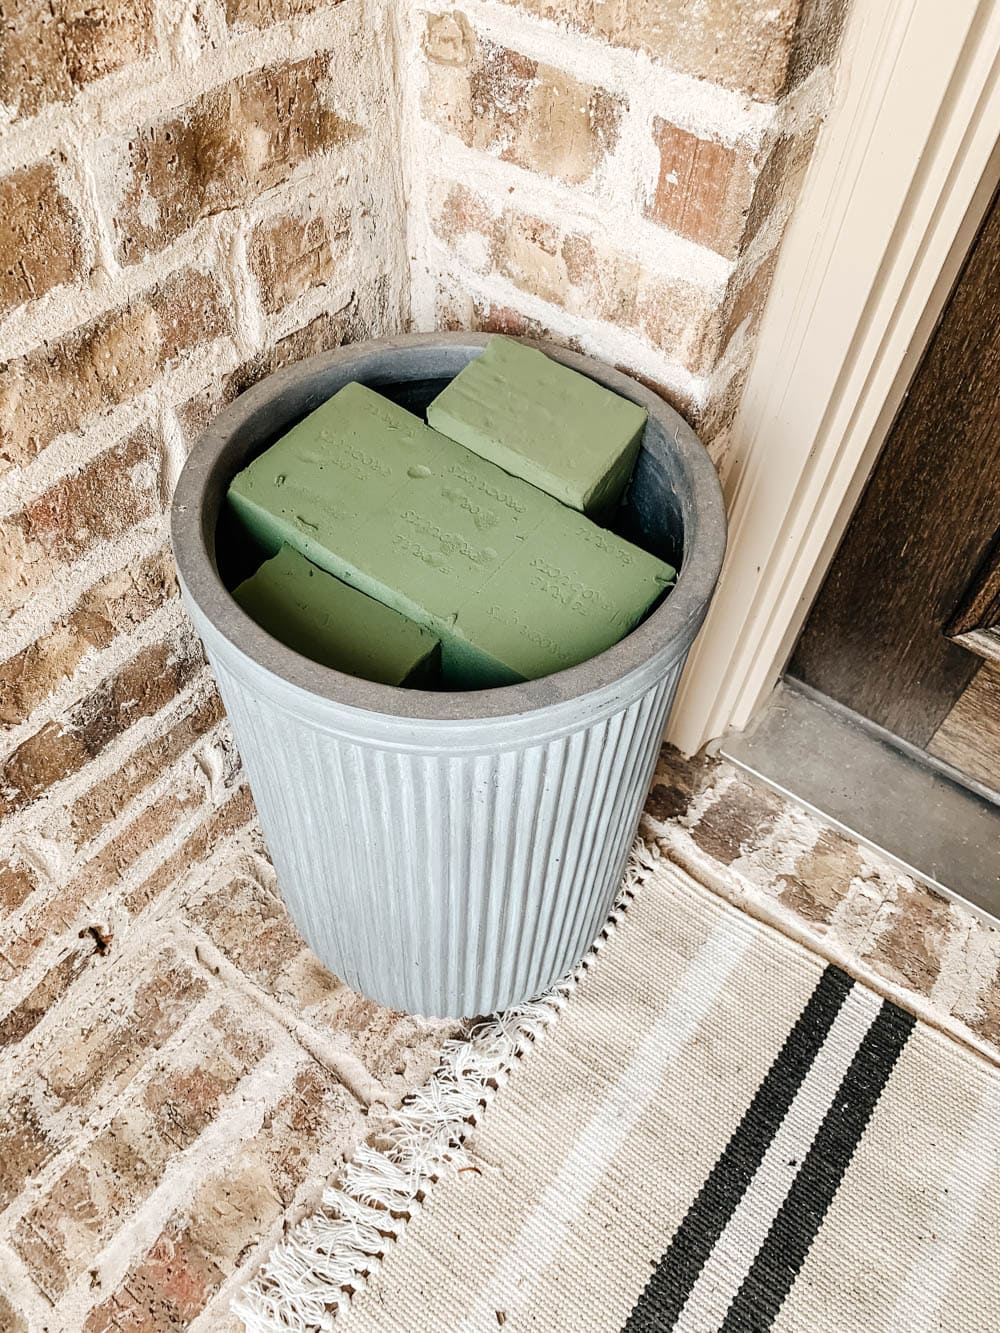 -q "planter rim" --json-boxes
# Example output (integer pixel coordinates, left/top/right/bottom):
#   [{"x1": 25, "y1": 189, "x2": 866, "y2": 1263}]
[{"x1": 171, "y1": 333, "x2": 726, "y2": 723}]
